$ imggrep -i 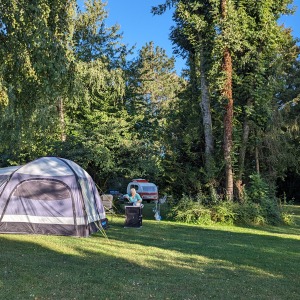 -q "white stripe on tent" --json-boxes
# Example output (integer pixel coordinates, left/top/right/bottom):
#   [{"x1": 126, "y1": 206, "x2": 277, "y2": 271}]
[{"x1": 2, "y1": 215, "x2": 86, "y2": 225}]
